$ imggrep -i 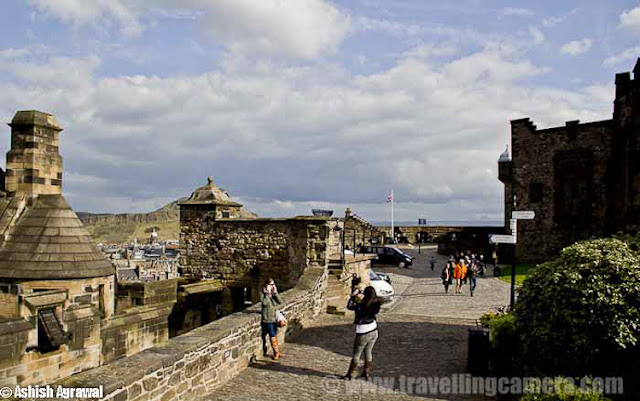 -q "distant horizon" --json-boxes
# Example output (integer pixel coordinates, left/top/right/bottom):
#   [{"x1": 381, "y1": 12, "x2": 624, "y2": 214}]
[{"x1": 371, "y1": 220, "x2": 503, "y2": 227}]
